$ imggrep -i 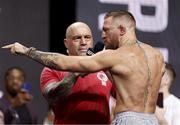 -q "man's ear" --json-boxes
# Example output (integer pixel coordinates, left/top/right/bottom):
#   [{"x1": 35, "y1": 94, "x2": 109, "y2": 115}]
[
  {"x1": 64, "y1": 39, "x2": 68, "y2": 49},
  {"x1": 118, "y1": 25, "x2": 126, "y2": 36}
]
